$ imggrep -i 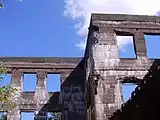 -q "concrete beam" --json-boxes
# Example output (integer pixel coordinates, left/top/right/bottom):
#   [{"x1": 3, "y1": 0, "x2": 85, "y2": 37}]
[{"x1": 91, "y1": 13, "x2": 160, "y2": 22}]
